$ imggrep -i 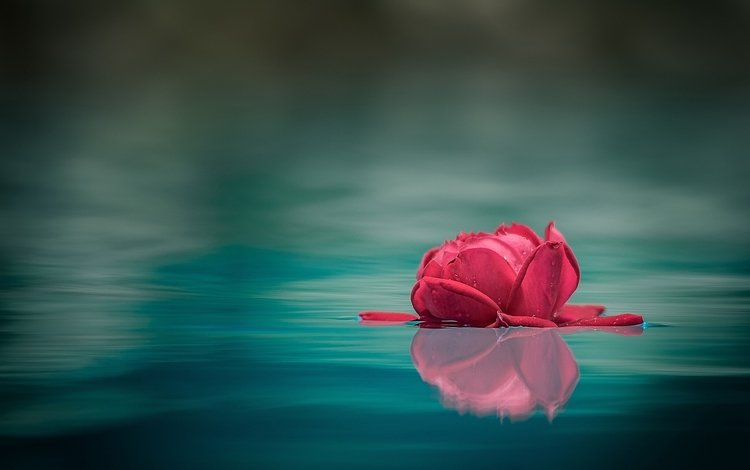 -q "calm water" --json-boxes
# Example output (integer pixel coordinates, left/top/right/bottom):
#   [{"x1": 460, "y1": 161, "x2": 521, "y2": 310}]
[{"x1": 2, "y1": 78, "x2": 750, "y2": 468}]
